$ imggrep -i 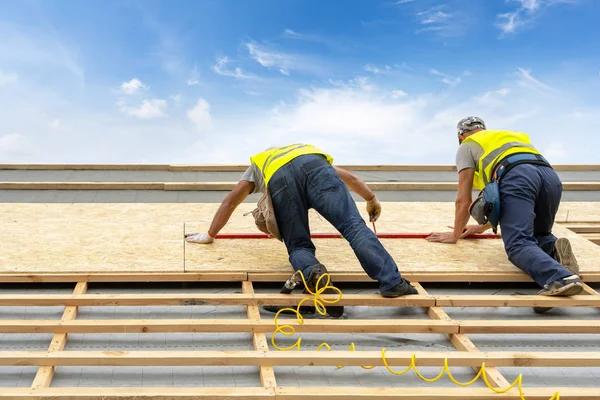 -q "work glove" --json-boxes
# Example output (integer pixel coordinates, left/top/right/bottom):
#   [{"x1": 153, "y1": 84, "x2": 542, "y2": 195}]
[
  {"x1": 185, "y1": 232, "x2": 215, "y2": 244},
  {"x1": 366, "y1": 196, "x2": 381, "y2": 222}
]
